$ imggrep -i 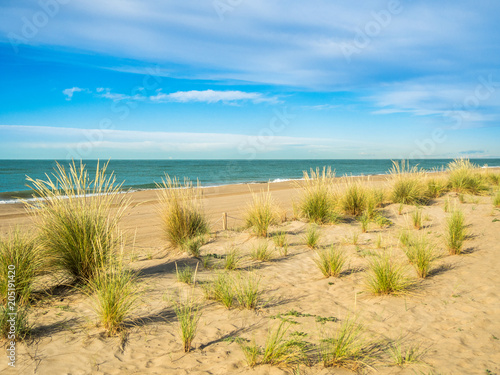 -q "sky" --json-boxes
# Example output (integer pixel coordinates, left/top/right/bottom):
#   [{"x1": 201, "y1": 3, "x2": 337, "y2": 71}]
[{"x1": 0, "y1": 0, "x2": 499, "y2": 160}]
